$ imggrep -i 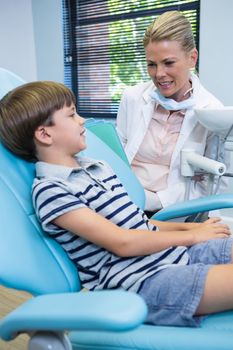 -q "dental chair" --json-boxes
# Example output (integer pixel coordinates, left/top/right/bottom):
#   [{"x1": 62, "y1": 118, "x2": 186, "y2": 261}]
[
  {"x1": 0, "y1": 67, "x2": 26, "y2": 99},
  {"x1": 1, "y1": 128, "x2": 233, "y2": 350},
  {"x1": 1, "y1": 68, "x2": 233, "y2": 350}
]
